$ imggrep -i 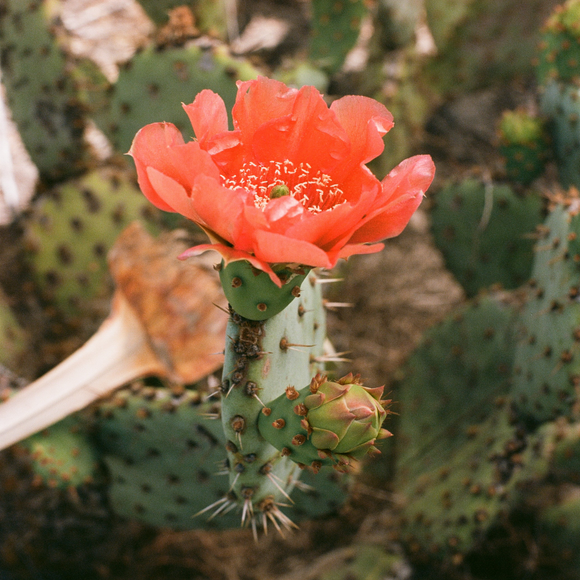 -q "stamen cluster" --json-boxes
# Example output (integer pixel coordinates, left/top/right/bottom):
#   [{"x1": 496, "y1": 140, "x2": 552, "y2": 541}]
[{"x1": 222, "y1": 160, "x2": 345, "y2": 213}]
